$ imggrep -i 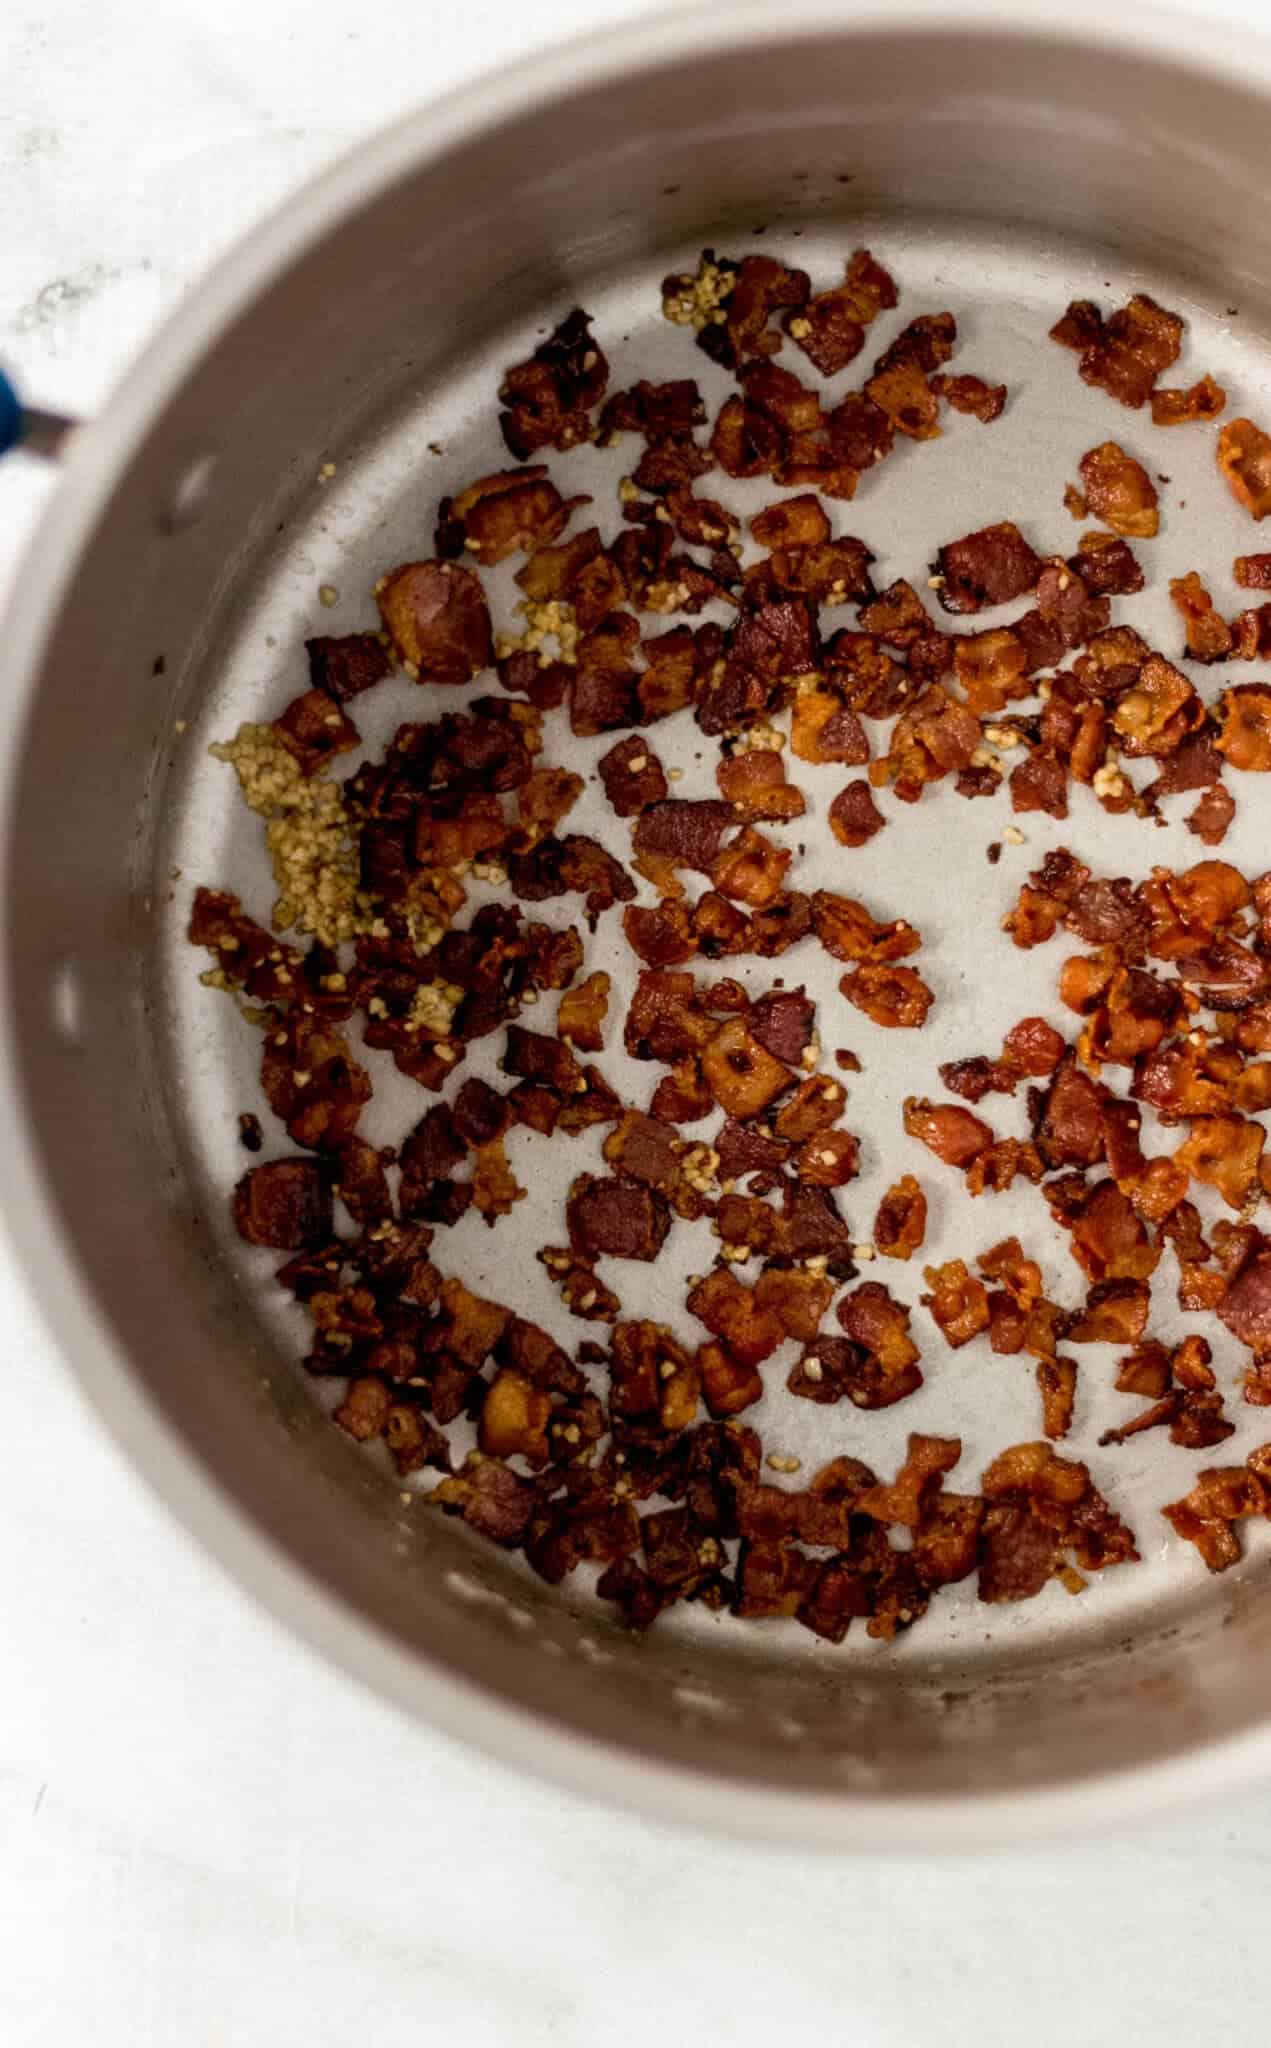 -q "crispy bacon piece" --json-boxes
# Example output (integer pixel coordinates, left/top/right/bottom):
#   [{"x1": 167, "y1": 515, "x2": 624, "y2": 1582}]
[
  {"x1": 566, "y1": 1175, "x2": 670, "y2": 1261},
  {"x1": 785, "y1": 248, "x2": 898, "y2": 376},
  {"x1": 499, "y1": 308, "x2": 608, "y2": 458},
  {"x1": 931, "y1": 372, "x2": 1007, "y2": 422},
  {"x1": 1035, "y1": 1052, "x2": 1107, "y2": 1169},
  {"x1": 687, "y1": 1268, "x2": 784, "y2": 1367},
  {"x1": 233, "y1": 1159, "x2": 331, "y2": 1249},
  {"x1": 1170, "y1": 571, "x2": 1234, "y2": 663},
  {"x1": 700, "y1": 1016, "x2": 792, "y2": 1119},
  {"x1": 711, "y1": 825, "x2": 791, "y2": 908},
  {"x1": 596, "y1": 736, "x2": 666, "y2": 818},
  {"x1": 189, "y1": 890, "x2": 307, "y2": 1007},
  {"x1": 873, "y1": 1175, "x2": 927, "y2": 1261},
  {"x1": 750, "y1": 492, "x2": 829, "y2": 550},
  {"x1": 1151, "y1": 374, "x2": 1226, "y2": 426},
  {"x1": 717, "y1": 748, "x2": 806, "y2": 823},
  {"x1": 537, "y1": 1245, "x2": 620, "y2": 1323},
  {"x1": 791, "y1": 686, "x2": 870, "y2": 766},
  {"x1": 922, "y1": 1260, "x2": 990, "y2": 1348},
  {"x1": 827, "y1": 778, "x2": 885, "y2": 847},
  {"x1": 856, "y1": 1434, "x2": 962, "y2": 1528},
  {"x1": 1069, "y1": 533, "x2": 1145, "y2": 596},
  {"x1": 935, "y1": 521, "x2": 1041, "y2": 615},
  {"x1": 699, "y1": 253, "x2": 810, "y2": 370},
  {"x1": 438, "y1": 466, "x2": 574, "y2": 565},
  {"x1": 1054, "y1": 291, "x2": 1182, "y2": 408},
  {"x1": 1217, "y1": 684, "x2": 1271, "y2": 770},
  {"x1": 1078, "y1": 441, "x2": 1159, "y2": 539},
  {"x1": 261, "y1": 1012, "x2": 371, "y2": 1151},
  {"x1": 273, "y1": 689, "x2": 359, "y2": 777},
  {"x1": 903, "y1": 1097, "x2": 993, "y2": 1168},
  {"x1": 696, "y1": 1339, "x2": 763, "y2": 1418},
  {"x1": 1163, "y1": 1455, "x2": 1270, "y2": 1572},
  {"x1": 305, "y1": 631, "x2": 391, "y2": 703},
  {"x1": 840, "y1": 963, "x2": 934, "y2": 1029},
  {"x1": 478, "y1": 1368, "x2": 551, "y2": 1464},
  {"x1": 1176, "y1": 1113, "x2": 1265, "y2": 1209},
  {"x1": 865, "y1": 313, "x2": 956, "y2": 441},
  {"x1": 1235, "y1": 554, "x2": 1271, "y2": 589},
  {"x1": 377, "y1": 560, "x2": 493, "y2": 683},
  {"x1": 432, "y1": 1454, "x2": 536, "y2": 1548},
  {"x1": 811, "y1": 889, "x2": 919, "y2": 964},
  {"x1": 979, "y1": 1441, "x2": 1138, "y2": 1602},
  {"x1": 831, "y1": 1281, "x2": 924, "y2": 1408},
  {"x1": 1218, "y1": 417, "x2": 1271, "y2": 520},
  {"x1": 556, "y1": 971, "x2": 610, "y2": 1052}
]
